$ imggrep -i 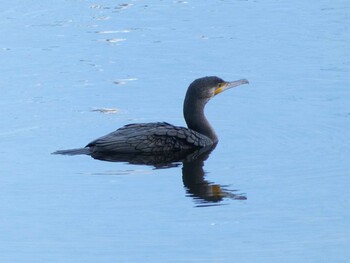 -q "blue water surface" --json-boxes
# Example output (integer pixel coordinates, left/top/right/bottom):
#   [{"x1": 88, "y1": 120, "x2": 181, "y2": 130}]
[{"x1": 0, "y1": 0, "x2": 349, "y2": 262}]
